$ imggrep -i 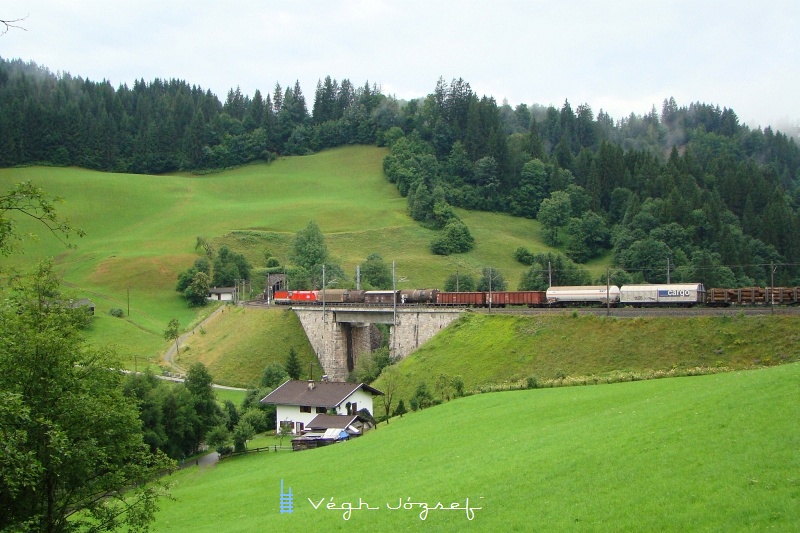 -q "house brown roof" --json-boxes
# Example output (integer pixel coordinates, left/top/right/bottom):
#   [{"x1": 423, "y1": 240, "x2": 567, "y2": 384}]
[
  {"x1": 307, "y1": 414, "x2": 359, "y2": 430},
  {"x1": 260, "y1": 380, "x2": 383, "y2": 408}
]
